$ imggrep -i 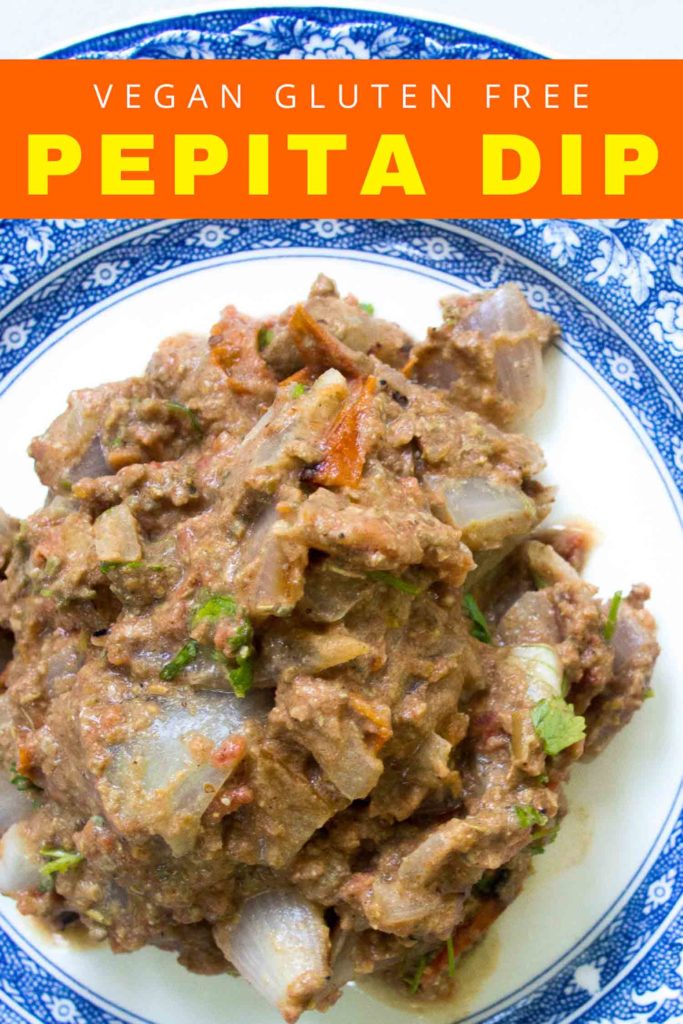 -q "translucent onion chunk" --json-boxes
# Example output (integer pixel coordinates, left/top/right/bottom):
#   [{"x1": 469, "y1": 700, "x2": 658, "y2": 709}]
[
  {"x1": 509, "y1": 644, "x2": 563, "y2": 703},
  {"x1": 0, "y1": 776, "x2": 35, "y2": 836},
  {"x1": 0, "y1": 822, "x2": 42, "y2": 895},
  {"x1": 93, "y1": 504, "x2": 142, "y2": 563},
  {"x1": 464, "y1": 284, "x2": 534, "y2": 336},
  {"x1": 214, "y1": 889, "x2": 330, "y2": 1023},
  {"x1": 464, "y1": 286, "x2": 546, "y2": 422},
  {"x1": 101, "y1": 688, "x2": 268, "y2": 855},
  {"x1": 429, "y1": 475, "x2": 536, "y2": 549}
]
